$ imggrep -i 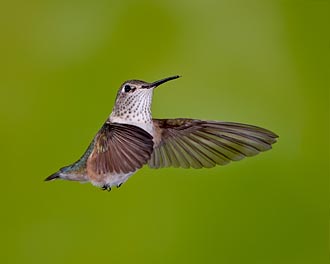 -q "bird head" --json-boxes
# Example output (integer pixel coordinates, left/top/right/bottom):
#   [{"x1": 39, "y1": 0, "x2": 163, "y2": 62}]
[{"x1": 110, "y1": 75, "x2": 180, "y2": 124}]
